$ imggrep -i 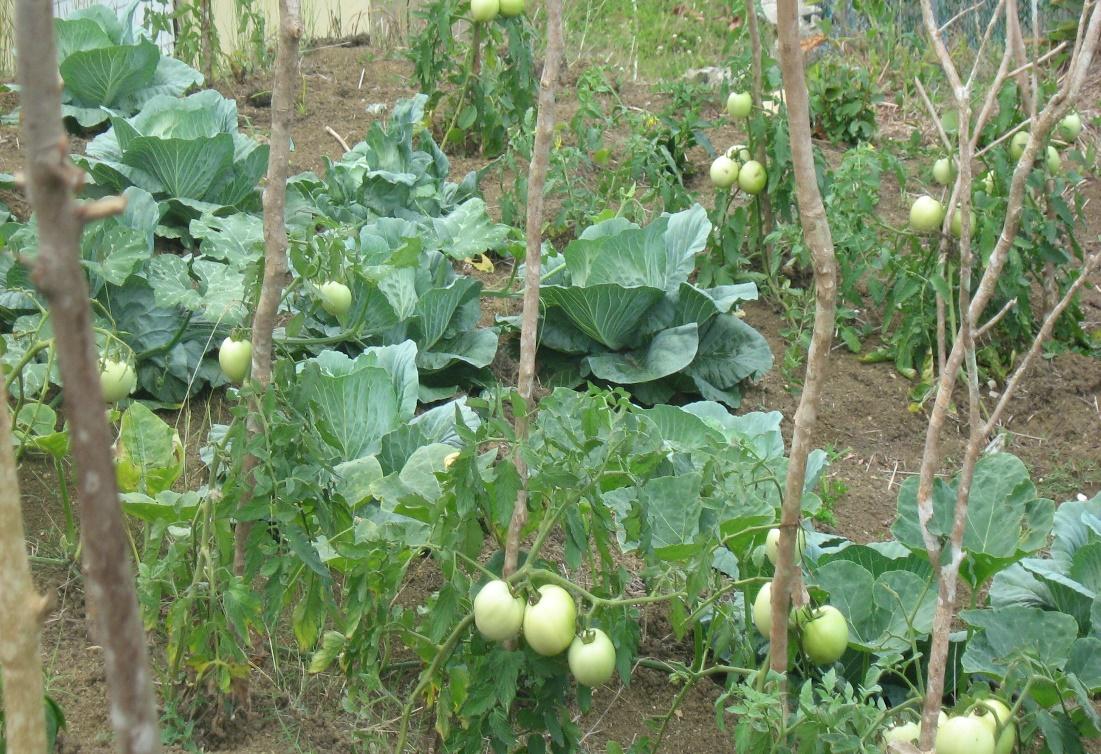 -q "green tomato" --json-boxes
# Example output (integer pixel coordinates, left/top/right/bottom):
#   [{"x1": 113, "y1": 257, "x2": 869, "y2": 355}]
[
  {"x1": 319, "y1": 280, "x2": 352, "y2": 317},
  {"x1": 738, "y1": 160, "x2": 767, "y2": 194},
  {"x1": 1045, "y1": 145, "x2": 1062, "y2": 173},
  {"x1": 932, "y1": 157, "x2": 956, "y2": 186},
  {"x1": 950, "y1": 208, "x2": 975, "y2": 239},
  {"x1": 910, "y1": 195, "x2": 945, "y2": 233},
  {"x1": 765, "y1": 526, "x2": 807, "y2": 567},
  {"x1": 1058, "y1": 112, "x2": 1082, "y2": 141},
  {"x1": 568, "y1": 628, "x2": 617, "y2": 687},
  {"x1": 973, "y1": 699, "x2": 1016, "y2": 754},
  {"x1": 726, "y1": 91, "x2": 752, "y2": 118},
  {"x1": 752, "y1": 582, "x2": 773, "y2": 638},
  {"x1": 473, "y1": 580, "x2": 525, "y2": 642},
  {"x1": 470, "y1": 0, "x2": 500, "y2": 22},
  {"x1": 498, "y1": 0, "x2": 525, "y2": 15},
  {"x1": 1010, "y1": 130, "x2": 1030, "y2": 161},
  {"x1": 710, "y1": 155, "x2": 740, "y2": 188},
  {"x1": 800, "y1": 605, "x2": 849, "y2": 665},
  {"x1": 935, "y1": 715, "x2": 995, "y2": 754},
  {"x1": 523, "y1": 584, "x2": 576, "y2": 656},
  {"x1": 883, "y1": 721, "x2": 920, "y2": 746},
  {"x1": 219, "y1": 337, "x2": 252, "y2": 384},
  {"x1": 979, "y1": 171, "x2": 995, "y2": 195},
  {"x1": 100, "y1": 358, "x2": 137, "y2": 403}
]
